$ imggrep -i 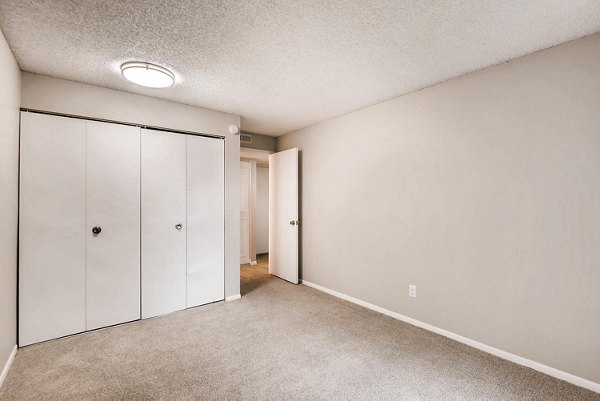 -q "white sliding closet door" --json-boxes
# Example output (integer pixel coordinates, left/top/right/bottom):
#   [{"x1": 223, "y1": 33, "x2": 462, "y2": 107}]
[
  {"x1": 141, "y1": 129, "x2": 187, "y2": 318},
  {"x1": 19, "y1": 113, "x2": 87, "y2": 346},
  {"x1": 187, "y1": 135, "x2": 225, "y2": 307},
  {"x1": 86, "y1": 122, "x2": 141, "y2": 330}
]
